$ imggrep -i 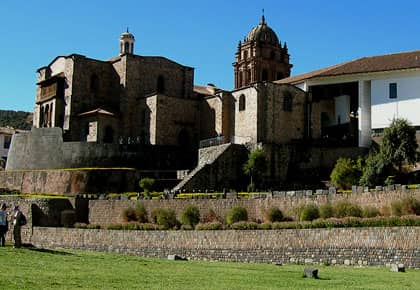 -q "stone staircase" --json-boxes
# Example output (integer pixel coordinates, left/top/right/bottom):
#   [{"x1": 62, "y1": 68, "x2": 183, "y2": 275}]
[{"x1": 172, "y1": 143, "x2": 233, "y2": 192}]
